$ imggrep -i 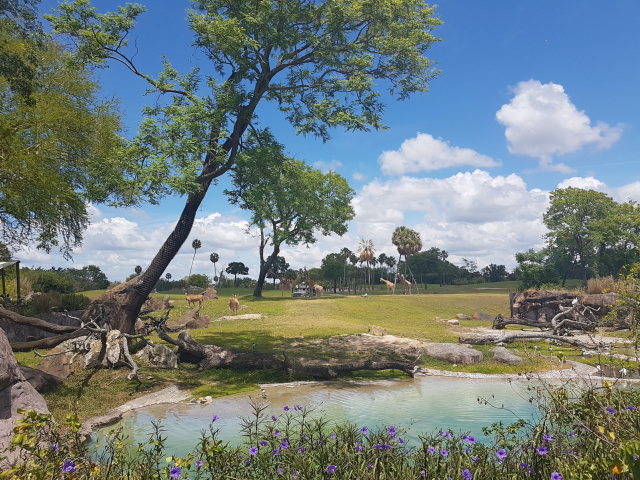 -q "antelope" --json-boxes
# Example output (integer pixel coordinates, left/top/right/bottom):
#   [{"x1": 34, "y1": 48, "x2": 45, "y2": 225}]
[
  {"x1": 228, "y1": 294, "x2": 239, "y2": 315},
  {"x1": 380, "y1": 278, "x2": 395, "y2": 293},
  {"x1": 185, "y1": 292, "x2": 204, "y2": 307}
]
